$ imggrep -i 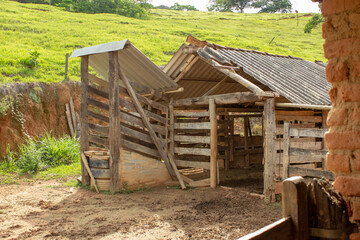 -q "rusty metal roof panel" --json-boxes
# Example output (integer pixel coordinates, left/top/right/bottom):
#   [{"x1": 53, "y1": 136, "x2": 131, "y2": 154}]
[
  {"x1": 70, "y1": 40, "x2": 178, "y2": 92},
  {"x1": 215, "y1": 47, "x2": 331, "y2": 106}
]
